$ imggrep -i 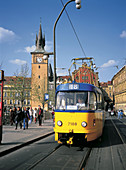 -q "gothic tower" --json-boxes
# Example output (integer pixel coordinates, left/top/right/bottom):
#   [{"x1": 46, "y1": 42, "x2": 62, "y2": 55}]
[{"x1": 31, "y1": 22, "x2": 48, "y2": 110}]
